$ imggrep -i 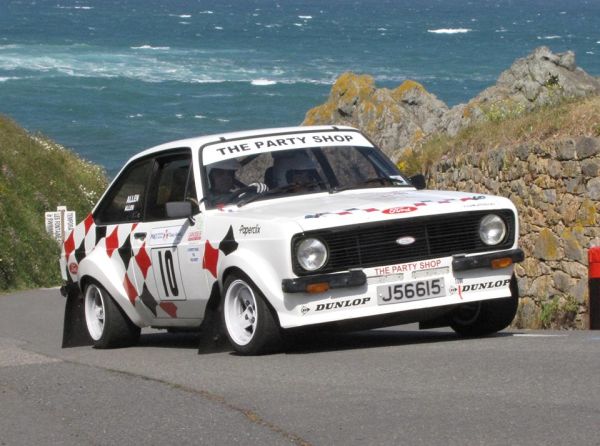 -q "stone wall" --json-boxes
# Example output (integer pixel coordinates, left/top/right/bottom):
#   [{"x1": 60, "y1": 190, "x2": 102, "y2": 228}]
[{"x1": 426, "y1": 136, "x2": 600, "y2": 329}]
